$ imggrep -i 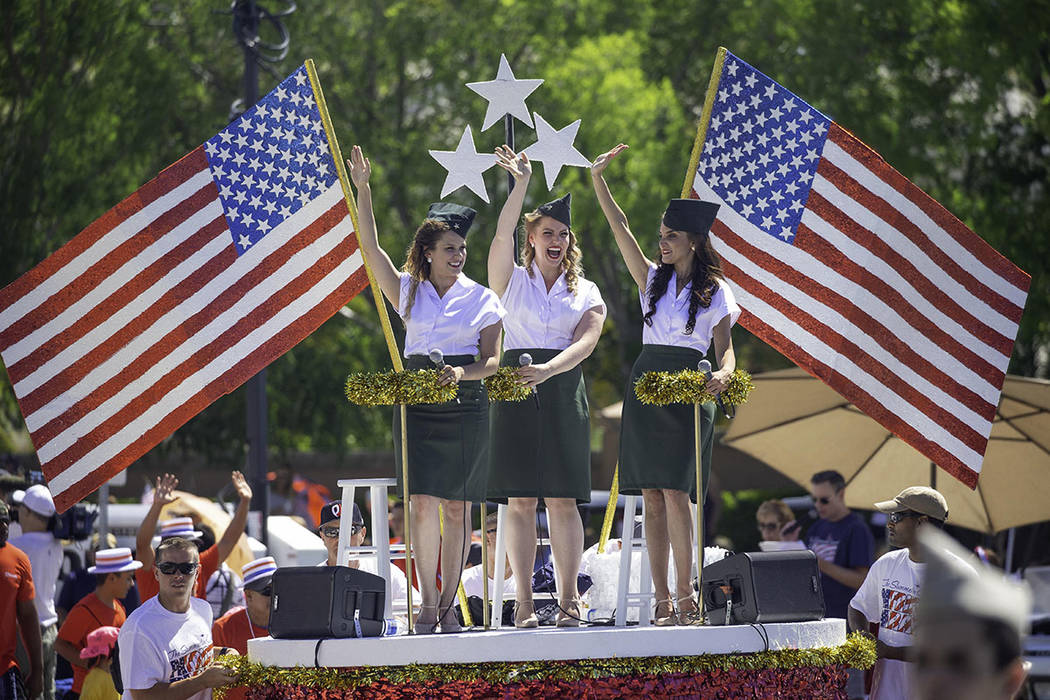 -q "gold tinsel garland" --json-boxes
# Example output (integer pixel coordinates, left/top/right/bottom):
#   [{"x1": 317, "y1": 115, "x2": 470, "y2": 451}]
[
  {"x1": 483, "y1": 367, "x2": 531, "y2": 402},
  {"x1": 634, "y1": 368, "x2": 754, "y2": 406},
  {"x1": 214, "y1": 633, "x2": 874, "y2": 694},
  {"x1": 344, "y1": 370, "x2": 457, "y2": 406}
]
